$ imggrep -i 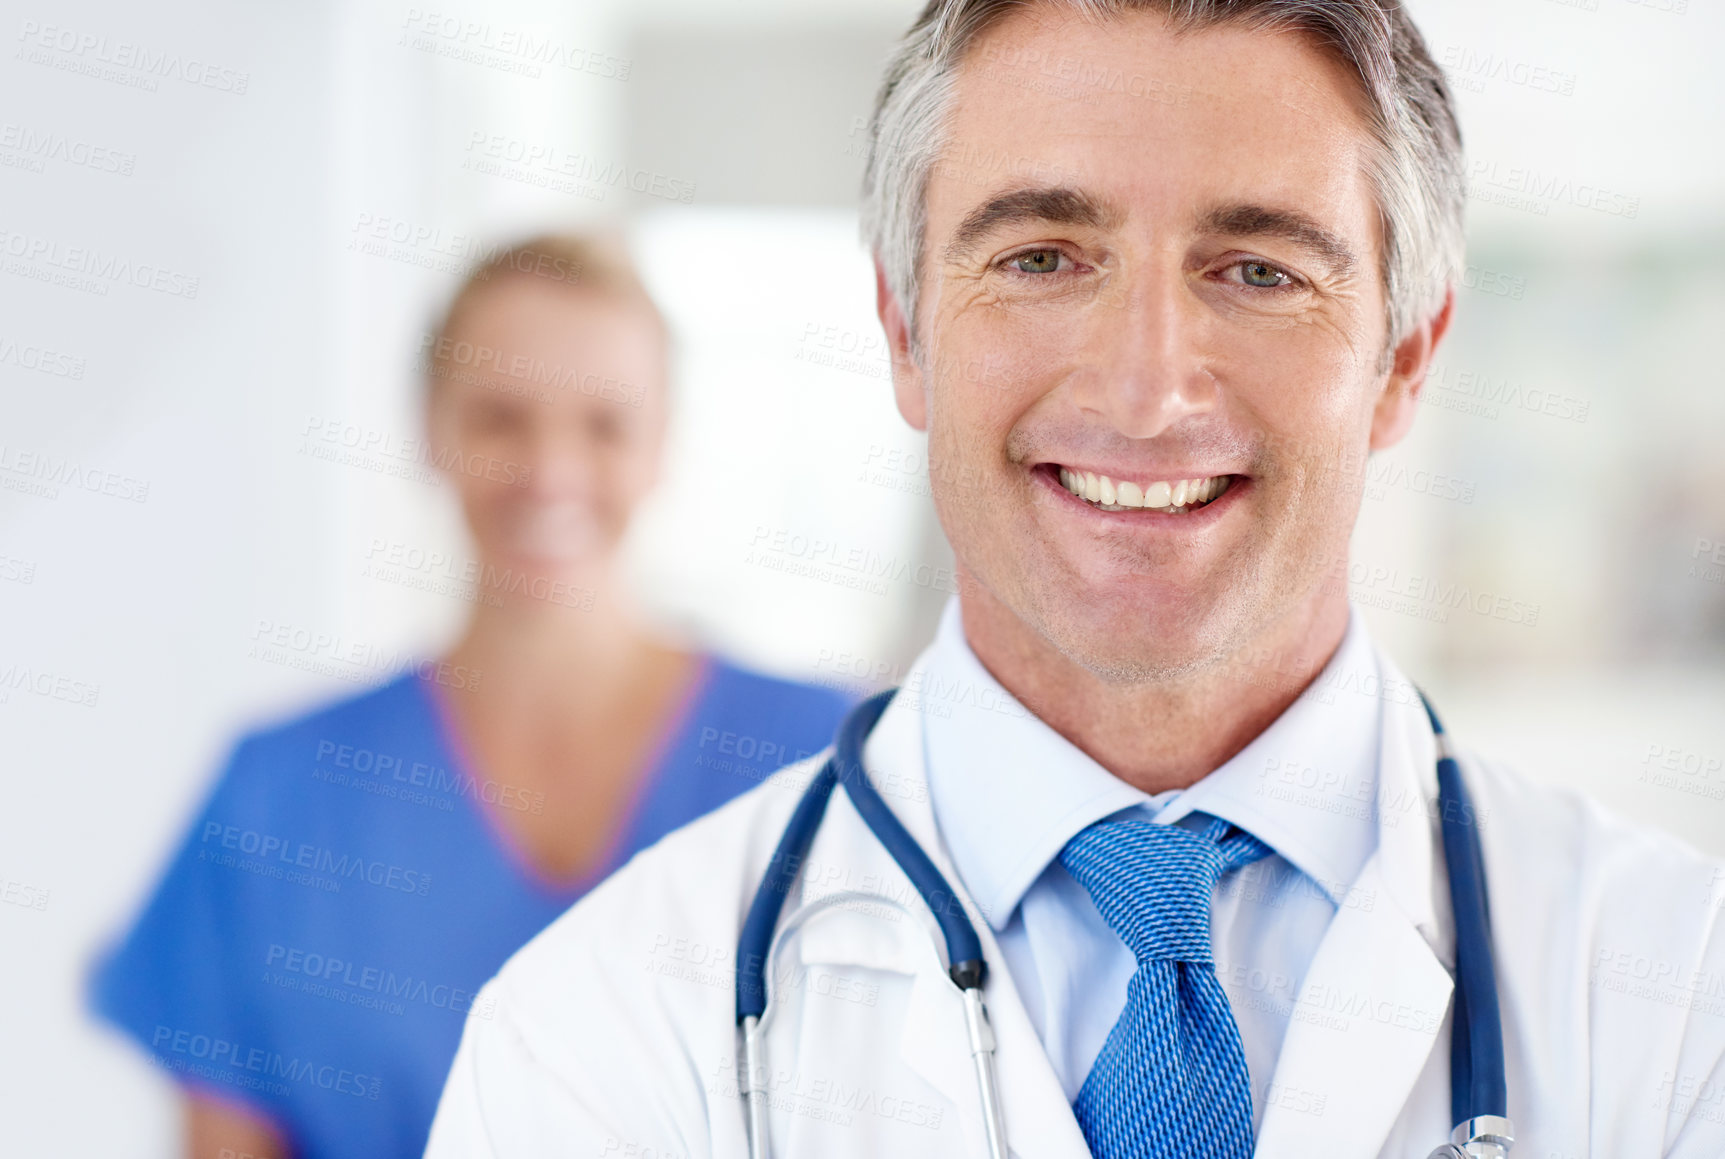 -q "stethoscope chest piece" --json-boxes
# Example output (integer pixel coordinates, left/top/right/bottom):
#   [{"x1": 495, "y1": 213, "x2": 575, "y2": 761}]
[{"x1": 1426, "y1": 1114, "x2": 1515, "y2": 1159}]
